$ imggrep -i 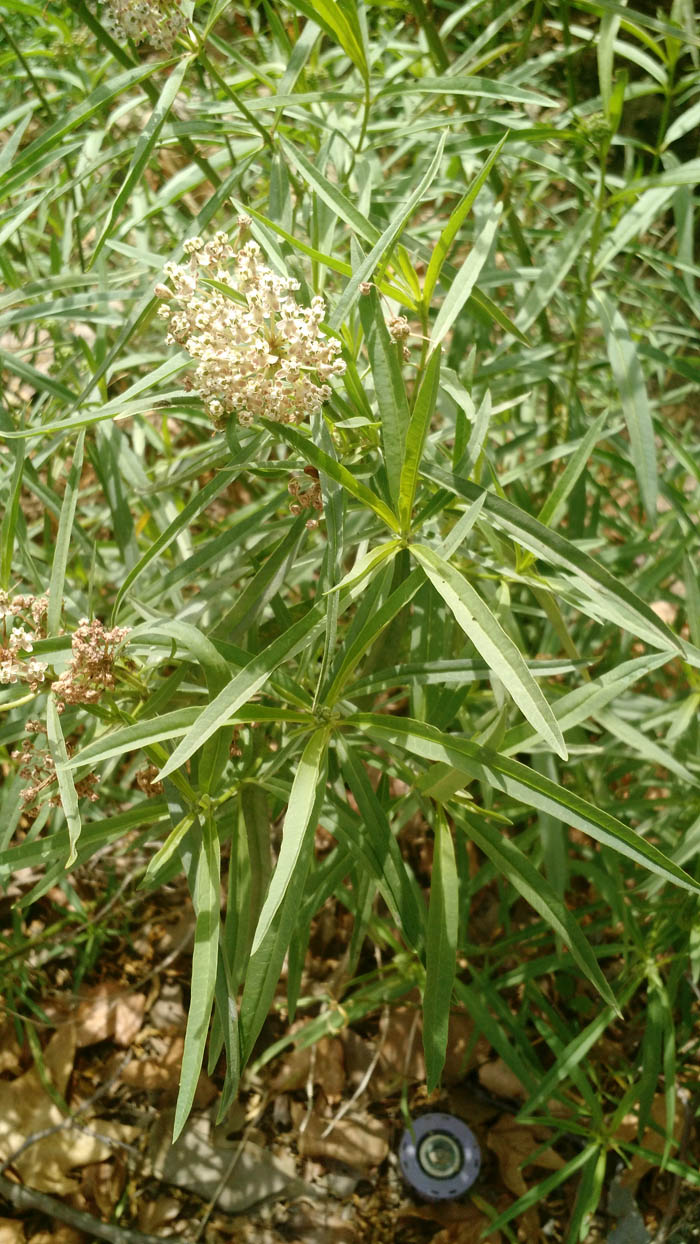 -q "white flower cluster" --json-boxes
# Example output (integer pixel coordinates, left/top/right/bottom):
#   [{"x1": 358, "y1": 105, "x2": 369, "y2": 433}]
[
  {"x1": 0, "y1": 593, "x2": 48, "y2": 690},
  {"x1": 102, "y1": 0, "x2": 185, "y2": 50},
  {"x1": 156, "y1": 232, "x2": 345, "y2": 429}
]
